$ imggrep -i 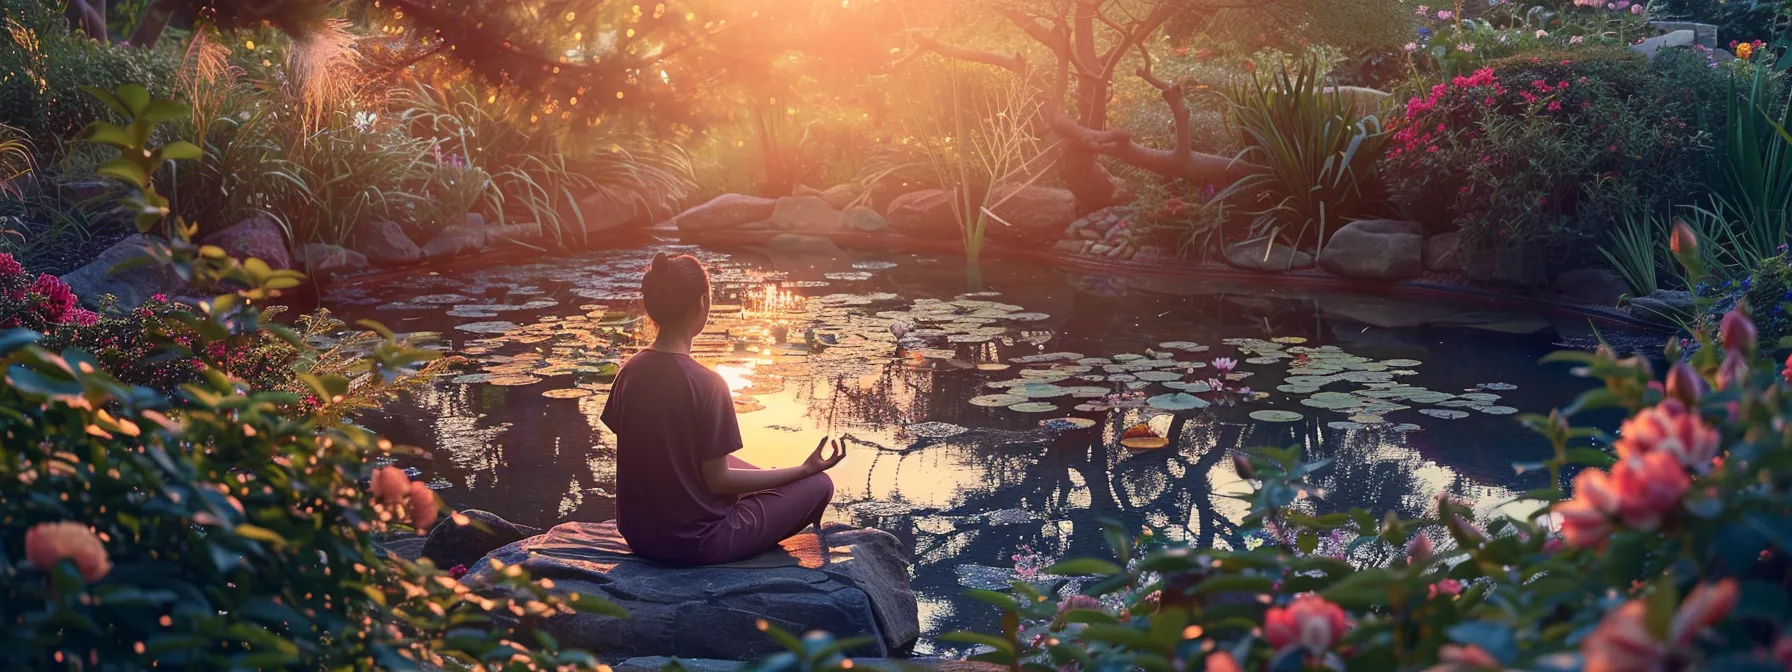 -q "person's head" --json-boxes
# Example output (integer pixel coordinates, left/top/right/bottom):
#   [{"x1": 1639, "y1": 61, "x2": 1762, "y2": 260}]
[{"x1": 642, "y1": 252, "x2": 711, "y2": 339}]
